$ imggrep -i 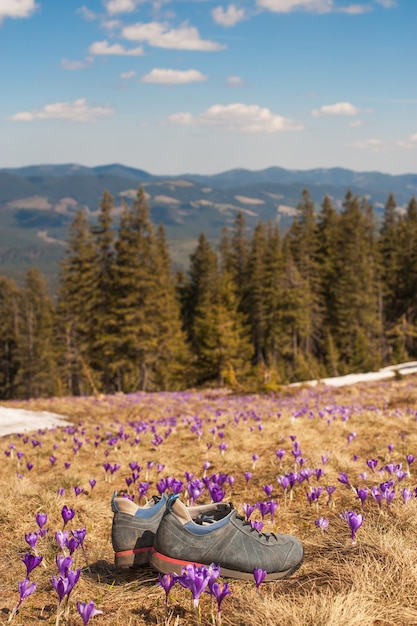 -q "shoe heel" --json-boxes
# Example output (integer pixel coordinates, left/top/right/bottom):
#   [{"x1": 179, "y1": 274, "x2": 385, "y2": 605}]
[{"x1": 115, "y1": 547, "x2": 152, "y2": 569}]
